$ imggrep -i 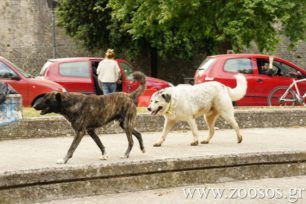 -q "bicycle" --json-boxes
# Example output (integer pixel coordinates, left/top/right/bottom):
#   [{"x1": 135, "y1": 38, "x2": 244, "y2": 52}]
[{"x1": 268, "y1": 78, "x2": 306, "y2": 106}]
